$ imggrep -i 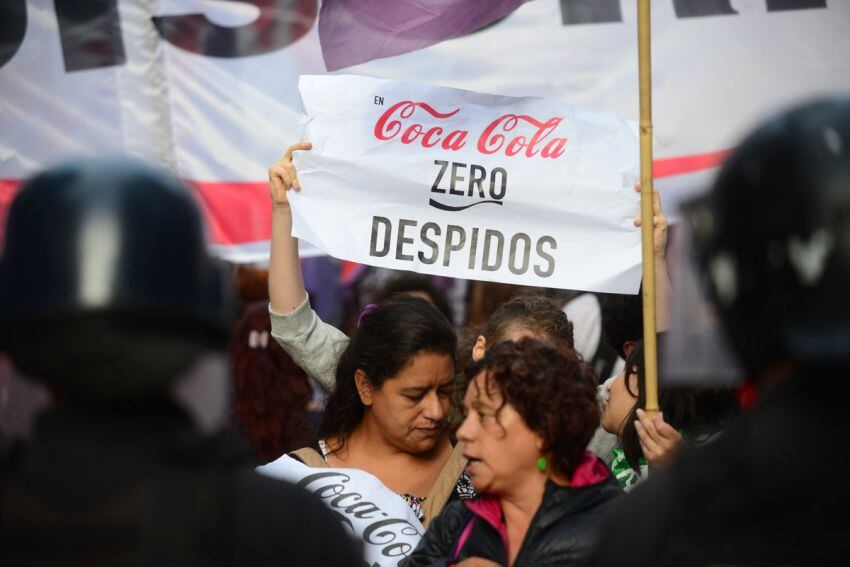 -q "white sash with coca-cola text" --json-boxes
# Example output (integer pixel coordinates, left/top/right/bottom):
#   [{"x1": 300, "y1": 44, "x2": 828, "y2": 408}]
[
  {"x1": 291, "y1": 74, "x2": 641, "y2": 293},
  {"x1": 258, "y1": 455, "x2": 423, "y2": 565}
]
